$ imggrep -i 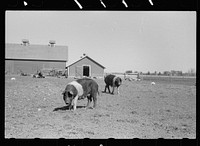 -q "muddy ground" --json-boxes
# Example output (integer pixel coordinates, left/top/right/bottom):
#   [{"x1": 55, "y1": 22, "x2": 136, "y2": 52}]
[{"x1": 5, "y1": 75, "x2": 196, "y2": 138}]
